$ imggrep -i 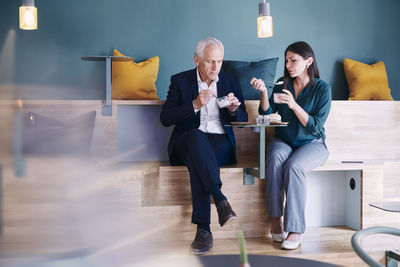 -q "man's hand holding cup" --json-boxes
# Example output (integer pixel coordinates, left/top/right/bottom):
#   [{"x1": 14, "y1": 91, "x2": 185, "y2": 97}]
[{"x1": 227, "y1": 92, "x2": 241, "y2": 113}]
